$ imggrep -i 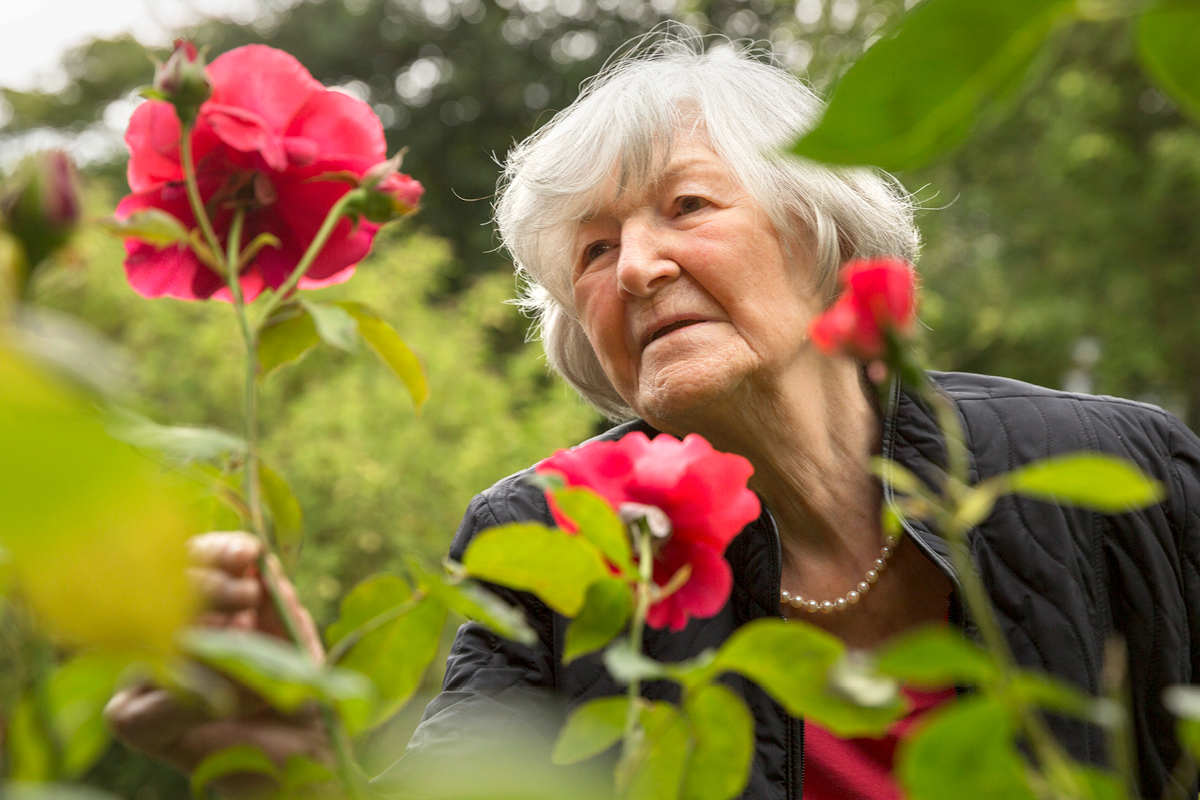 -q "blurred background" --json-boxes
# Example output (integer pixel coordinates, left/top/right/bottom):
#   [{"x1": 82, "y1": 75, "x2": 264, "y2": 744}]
[{"x1": 3, "y1": 0, "x2": 1199, "y2": 795}]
